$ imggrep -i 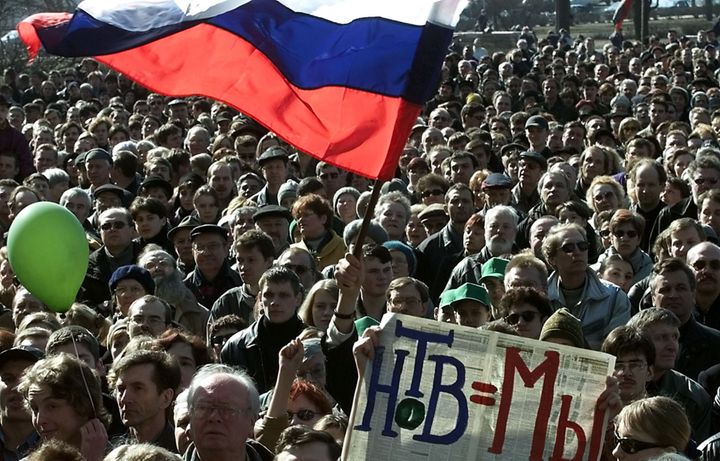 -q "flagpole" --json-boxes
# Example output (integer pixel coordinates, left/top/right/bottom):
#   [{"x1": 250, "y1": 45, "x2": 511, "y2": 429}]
[{"x1": 351, "y1": 179, "x2": 384, "y2": 258}]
